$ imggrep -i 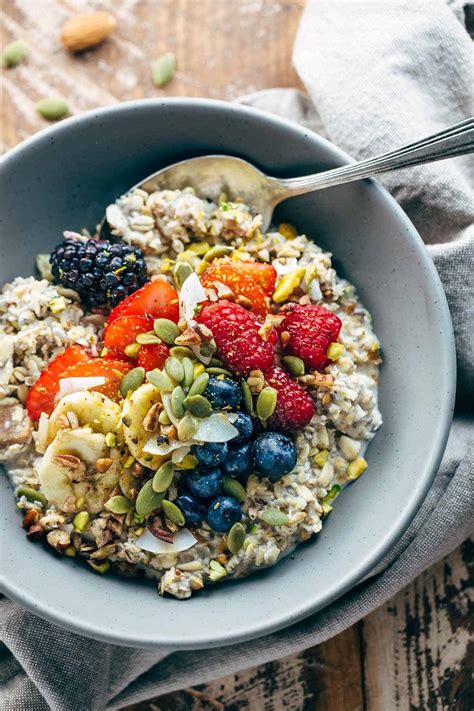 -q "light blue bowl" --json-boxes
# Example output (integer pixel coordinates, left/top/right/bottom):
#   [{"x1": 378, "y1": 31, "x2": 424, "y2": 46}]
[{"x1": 0, "y1": 99, "x2": 455, "y2": 649}]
